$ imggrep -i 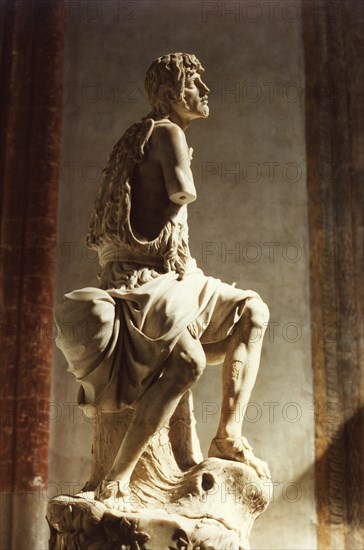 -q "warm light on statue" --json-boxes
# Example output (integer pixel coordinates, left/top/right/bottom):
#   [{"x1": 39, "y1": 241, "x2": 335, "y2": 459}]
[{"x1": 48, "y1": 52, "x2": 272, "y2": 549}]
